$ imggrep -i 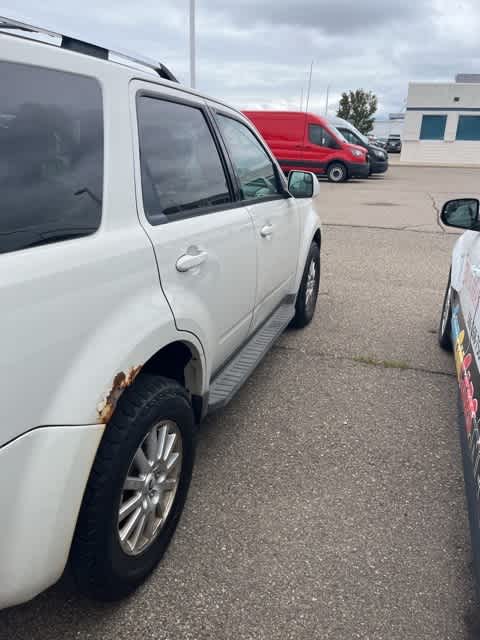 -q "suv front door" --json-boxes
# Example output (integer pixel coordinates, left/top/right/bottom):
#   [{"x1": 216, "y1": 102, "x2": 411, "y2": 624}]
[
  {"x1": 215, "y1": 112, "x2": 299, "y2": 331},
  {"x1": 132, "y1": 84, "x2": 257, "y2": 373}
]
